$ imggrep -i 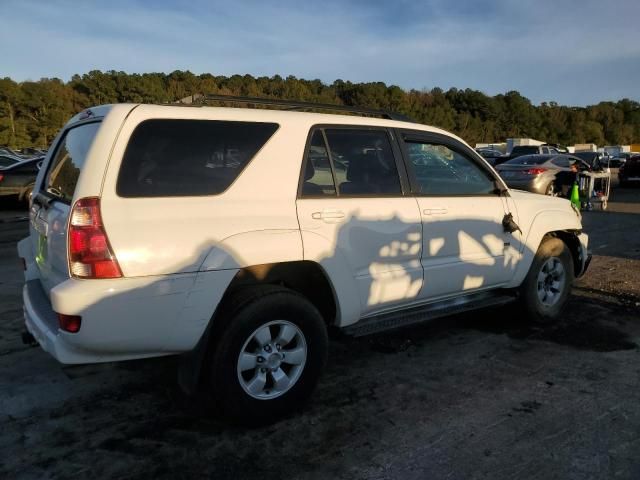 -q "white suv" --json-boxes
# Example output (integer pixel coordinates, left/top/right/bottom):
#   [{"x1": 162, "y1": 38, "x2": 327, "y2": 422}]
[{"x1": 18, "y1": 100, "x2": 590, "y2": 424}]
